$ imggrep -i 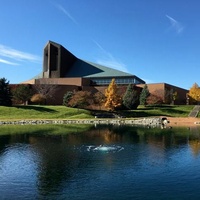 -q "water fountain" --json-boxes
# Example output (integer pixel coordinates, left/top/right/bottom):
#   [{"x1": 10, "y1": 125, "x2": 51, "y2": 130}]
[{"x1": 87, "y1": 145, "x2": 124, "y2": 152}]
